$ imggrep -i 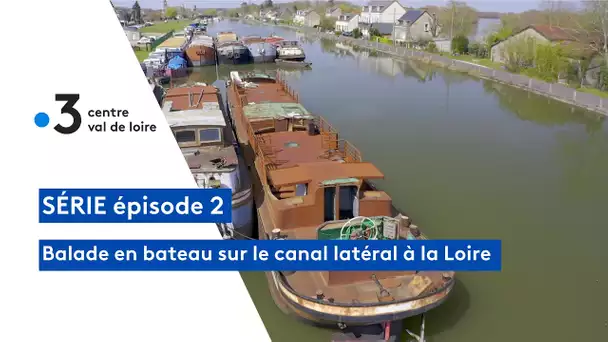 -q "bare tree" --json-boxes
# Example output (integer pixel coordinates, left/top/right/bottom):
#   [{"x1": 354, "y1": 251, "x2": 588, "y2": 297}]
[{"x1": 429, "y1": 13, "x2": 440, "y2": 38}]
